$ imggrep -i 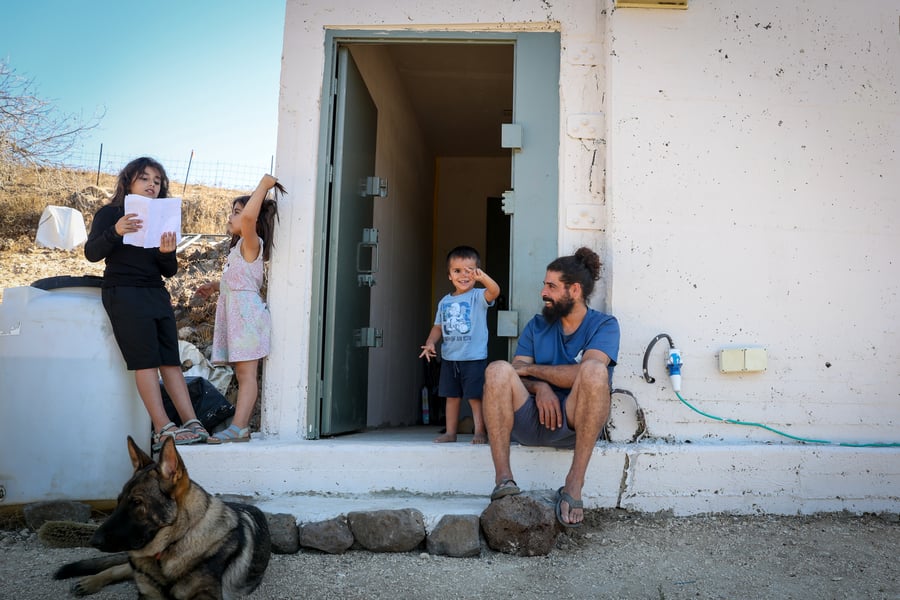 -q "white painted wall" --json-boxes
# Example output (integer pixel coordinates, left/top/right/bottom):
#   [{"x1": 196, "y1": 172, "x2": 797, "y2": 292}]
[
  {"x1": 606, "y1": 1, "x2": 900, "y2": 446},
  {"x1": 432, "y1": 157, "x2": 511, "y2": 303},
  {"x1": 171, "y1": 0, "x2": 900, "y2": 517},
  {"x1": 271, "y1": 0, "x2": 899, "y2": 454}
]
